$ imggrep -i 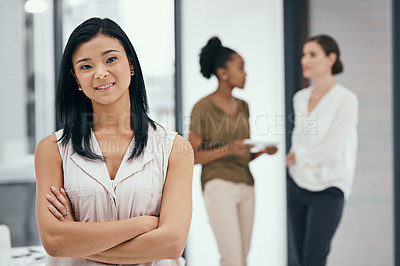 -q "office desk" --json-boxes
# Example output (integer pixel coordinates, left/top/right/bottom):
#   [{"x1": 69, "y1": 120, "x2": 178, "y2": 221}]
[
  {"x1": 0, "y1": 245, "x2": 46, "y2": 266},
  {"x1": 0, "y1": 155, "x2": 40, "y2": 247}
]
